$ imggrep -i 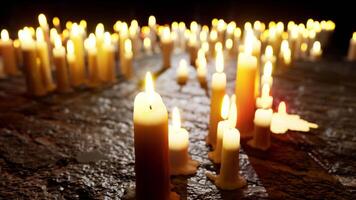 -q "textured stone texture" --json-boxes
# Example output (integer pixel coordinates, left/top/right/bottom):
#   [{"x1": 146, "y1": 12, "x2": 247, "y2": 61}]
[{"x1": 0, "y1": 53, "x2": 355, "y2": 199}]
